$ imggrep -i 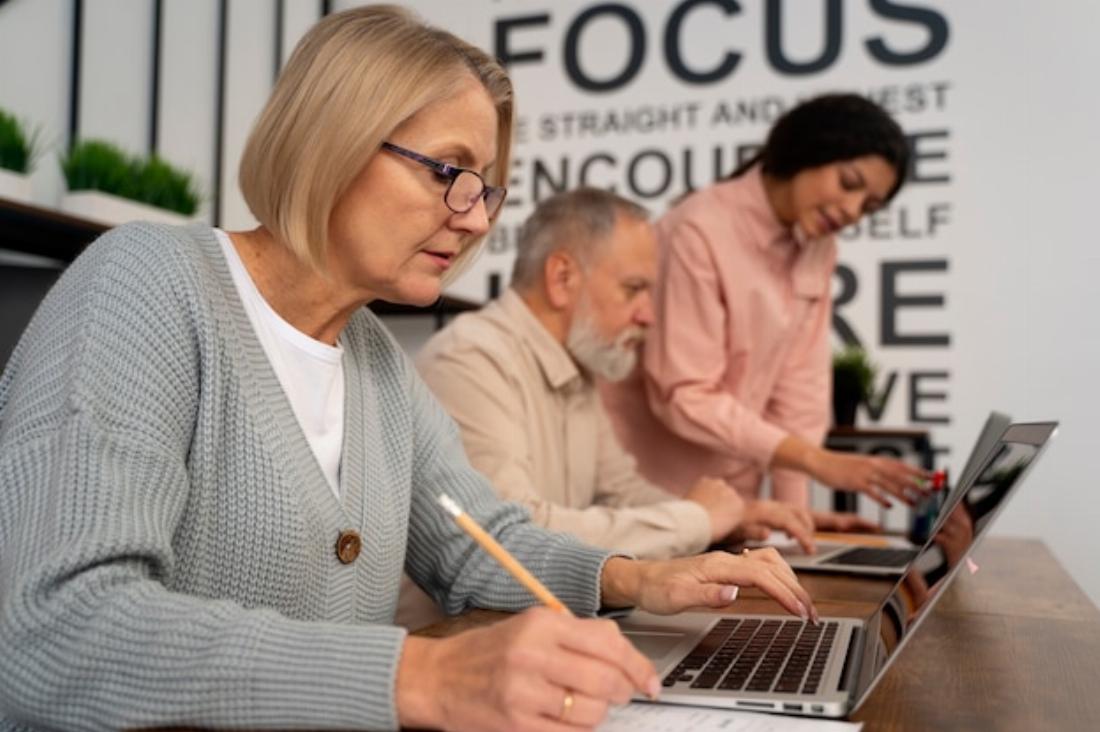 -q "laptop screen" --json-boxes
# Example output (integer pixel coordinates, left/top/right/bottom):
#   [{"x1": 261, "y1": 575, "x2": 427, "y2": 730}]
[
  {"x1": 915, "y1": 410, "x2": 1012, "y2": 543},
  {"x1": 852, "y1": 422, "x2": 1057, "y2": 708},
  {"x1": 955, "y1": 411, "x2": 1012, "y2": 494}
]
